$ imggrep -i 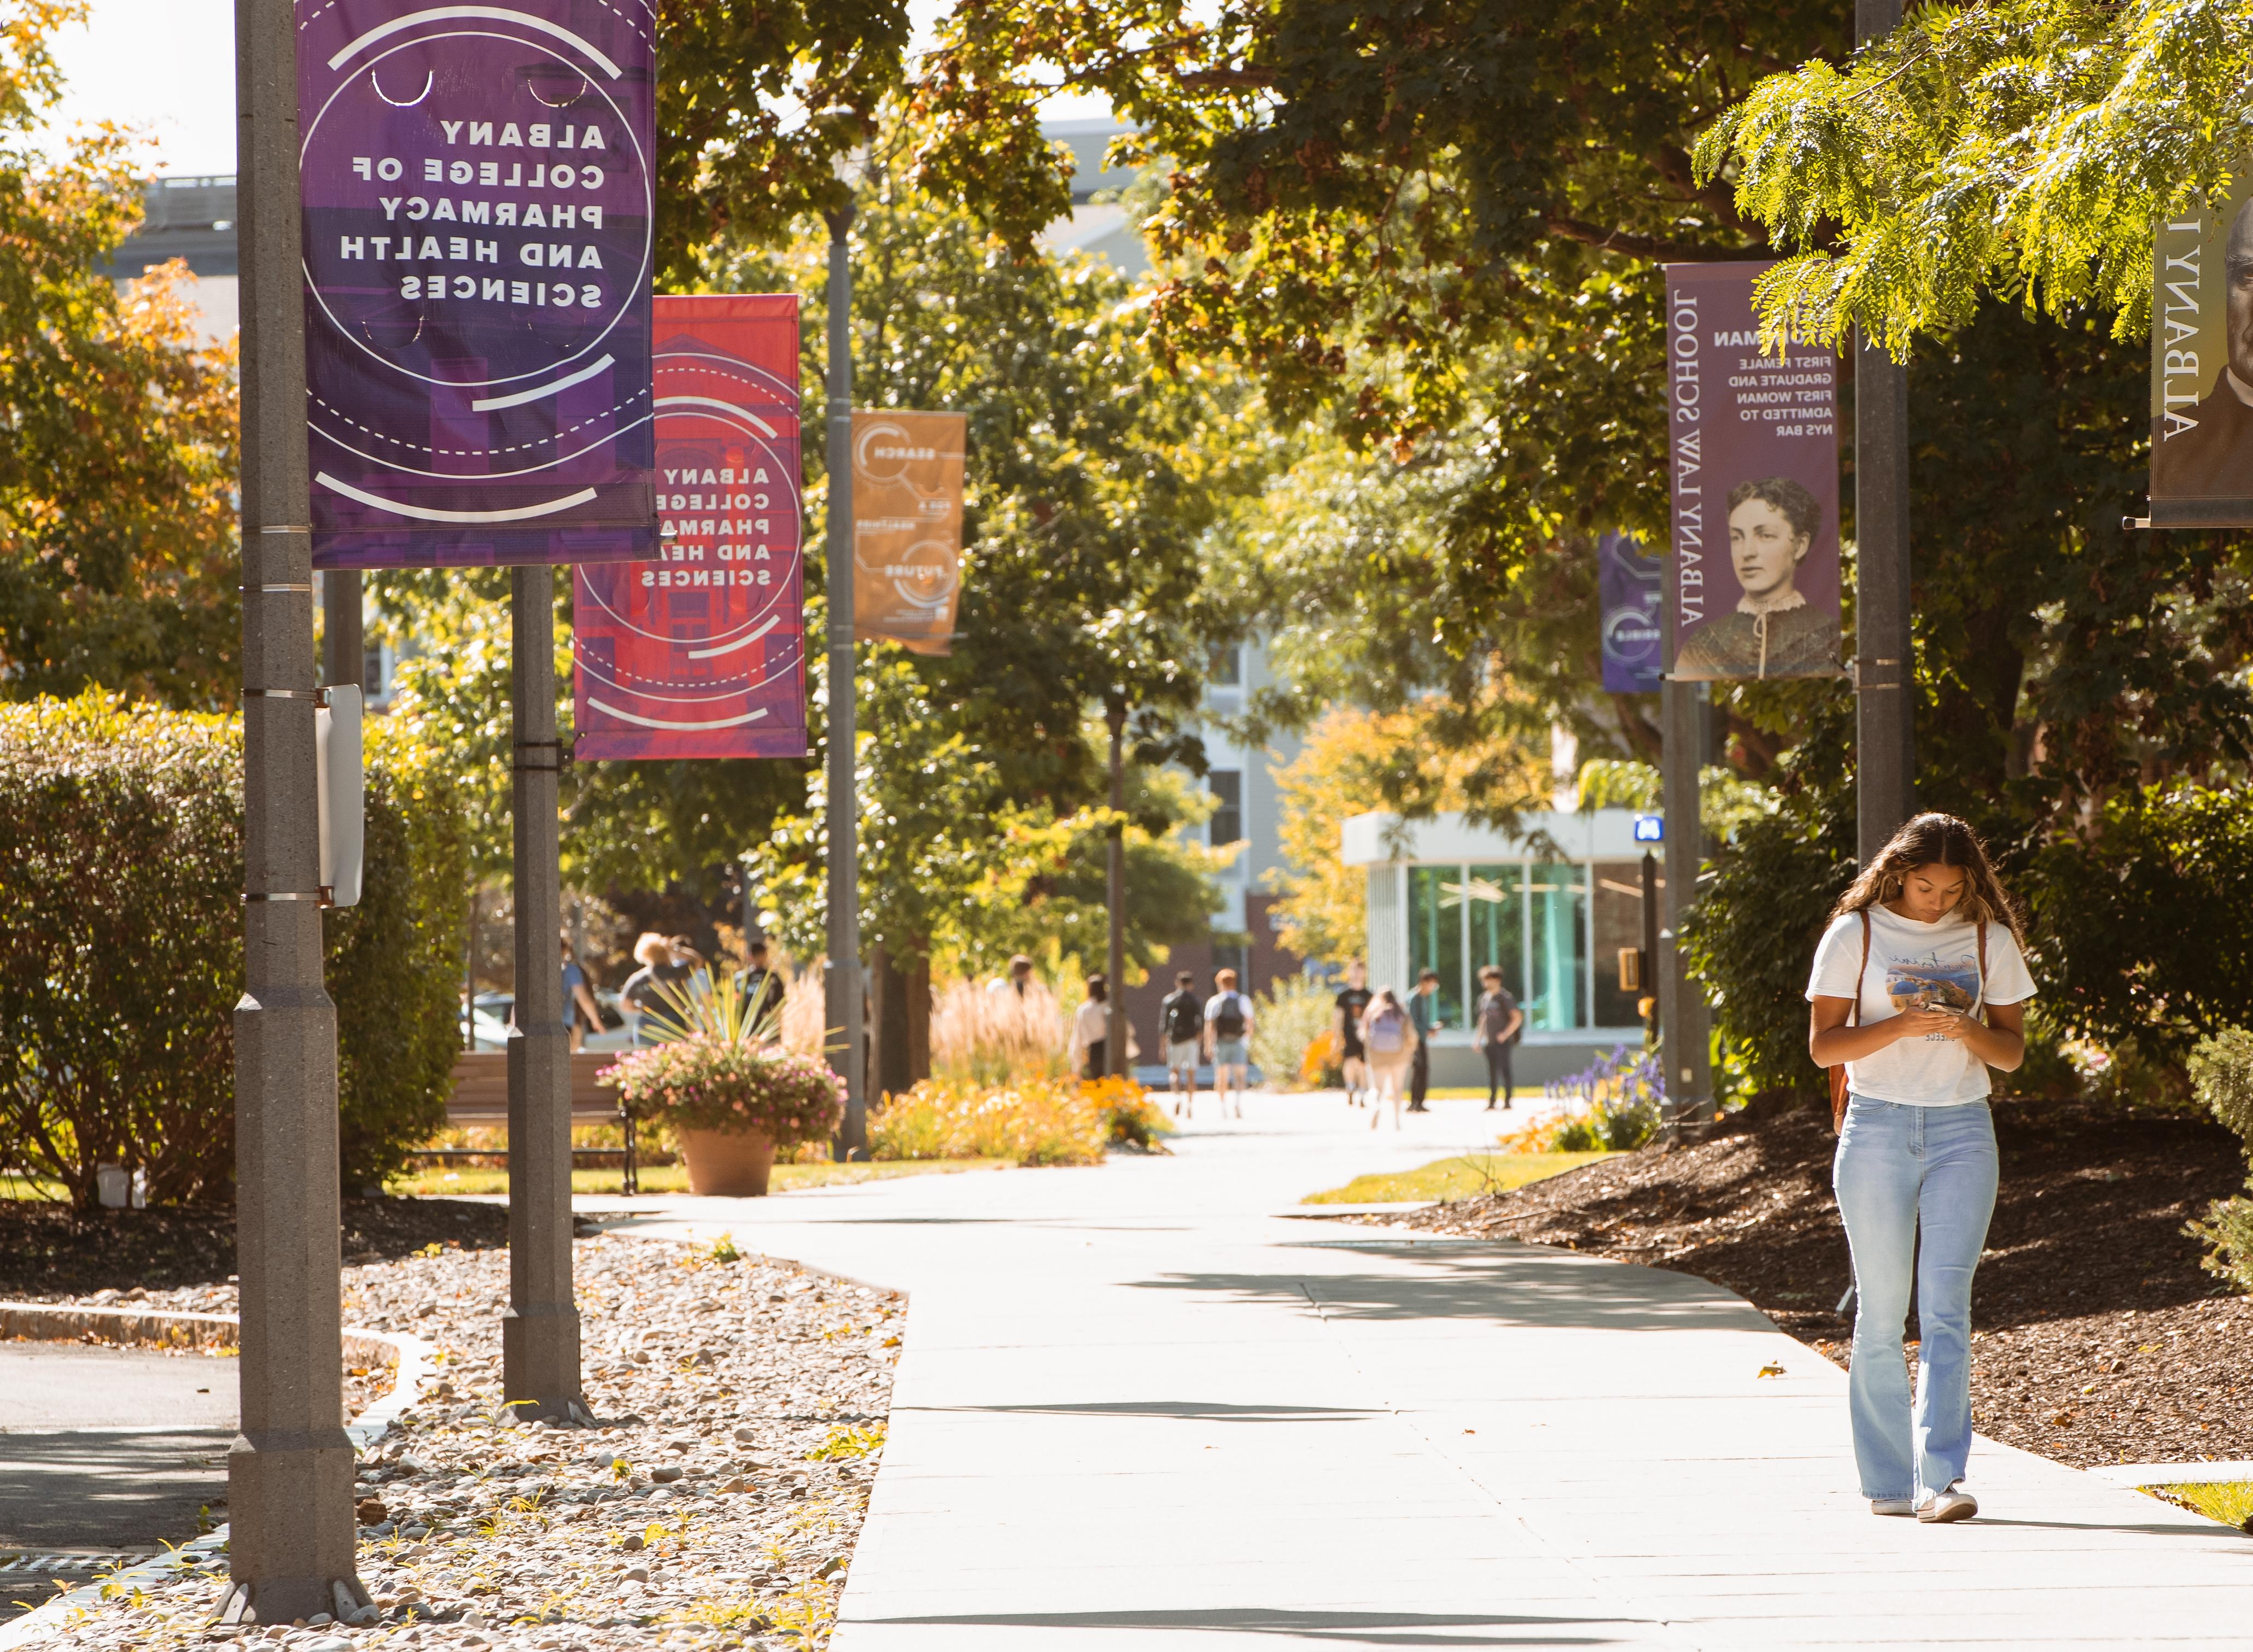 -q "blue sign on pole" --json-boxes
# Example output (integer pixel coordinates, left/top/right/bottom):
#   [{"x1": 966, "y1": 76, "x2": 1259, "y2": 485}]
[{"x1": 1633, "y1": 814, "x2": 1665, "y2": 844}]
